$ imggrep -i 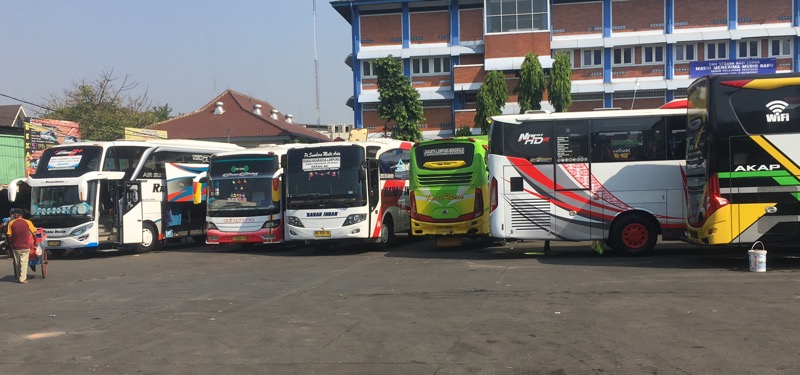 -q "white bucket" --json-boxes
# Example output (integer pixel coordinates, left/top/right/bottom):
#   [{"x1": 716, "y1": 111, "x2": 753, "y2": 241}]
[{"x1": 748, "y1": 241, "x2": 767, "y2": 272}]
